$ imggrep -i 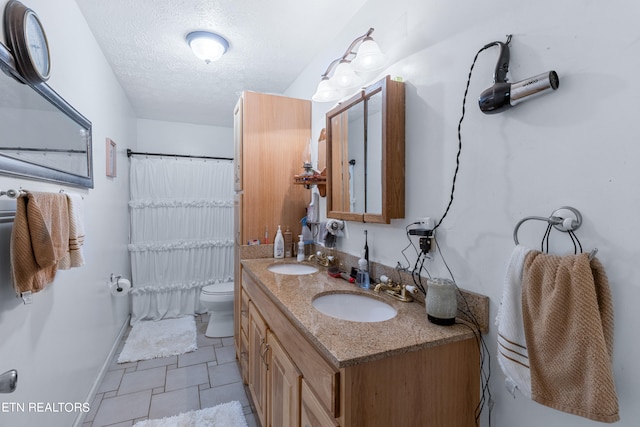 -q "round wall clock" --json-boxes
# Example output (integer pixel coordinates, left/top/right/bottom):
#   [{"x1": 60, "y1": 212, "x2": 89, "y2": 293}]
[{"x1": 4, "y1": 0, "x2": 51, "y2": 84}]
